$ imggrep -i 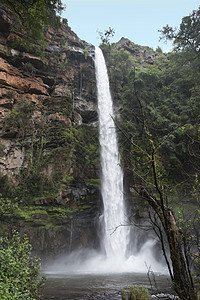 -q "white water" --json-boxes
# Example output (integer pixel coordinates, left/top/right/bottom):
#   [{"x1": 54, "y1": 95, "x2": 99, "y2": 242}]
[
  {"x1": 95, "y1": 46, "x2": 129, "y2": 261},
  {"x1": 45, "y1": 47, "x2": 167, "y2": 275}
]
